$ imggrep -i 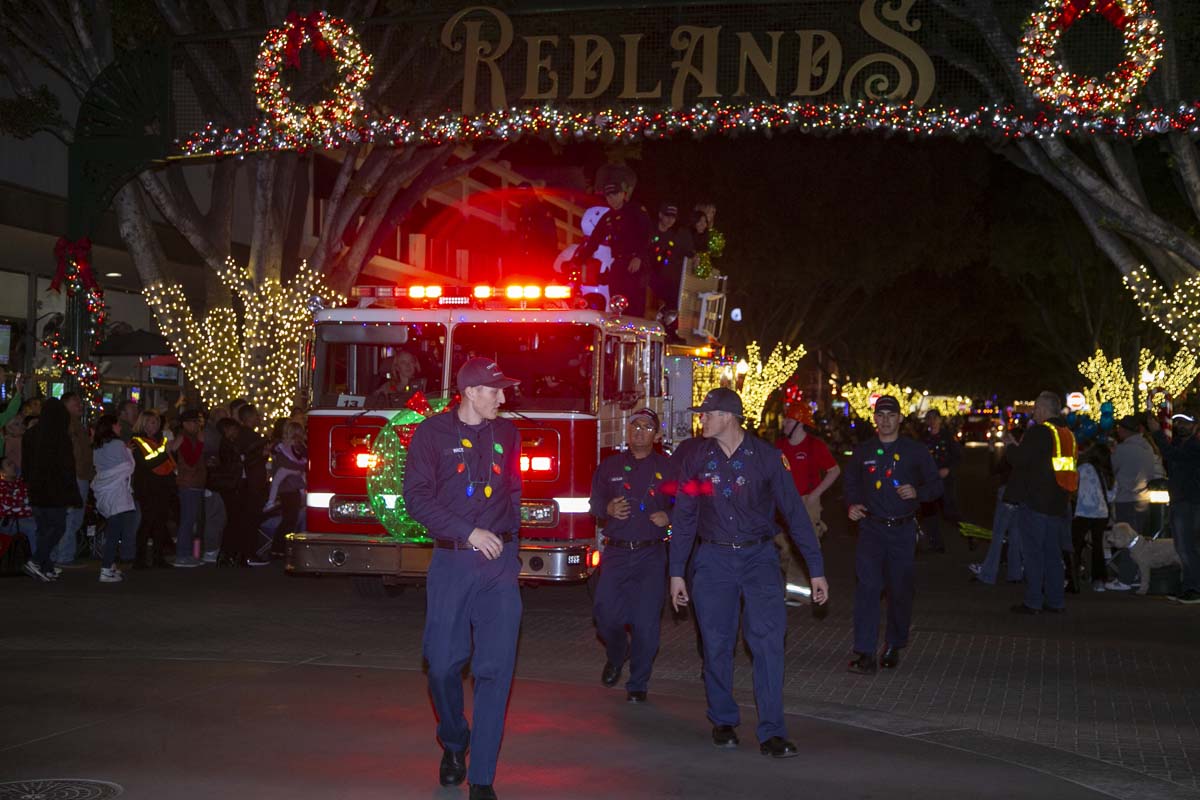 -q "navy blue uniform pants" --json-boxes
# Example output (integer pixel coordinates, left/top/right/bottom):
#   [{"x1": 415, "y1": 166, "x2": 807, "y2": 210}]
[
  {"x1": 593, "y1": 542, "x2": 667, "y2": 692},
  {"x1": 423, "y1": 542, "x2": 522, "y2": 785},
  {"x1": 853, "y1": 520, "x2": 917, "y2": 655},
  {"x1": 691, "y1": 540, "x2": 788, "y2": 743},
  {"x1": 1018, "y1": 506, "x2": 1066, "y2": 611}
]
